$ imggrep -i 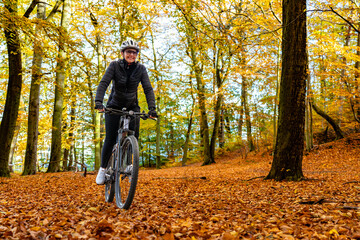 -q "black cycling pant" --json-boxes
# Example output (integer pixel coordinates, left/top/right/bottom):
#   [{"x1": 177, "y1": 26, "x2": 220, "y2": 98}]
[{"x1": 100, "y1": 110, "x2": 140, "y2": 169}]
